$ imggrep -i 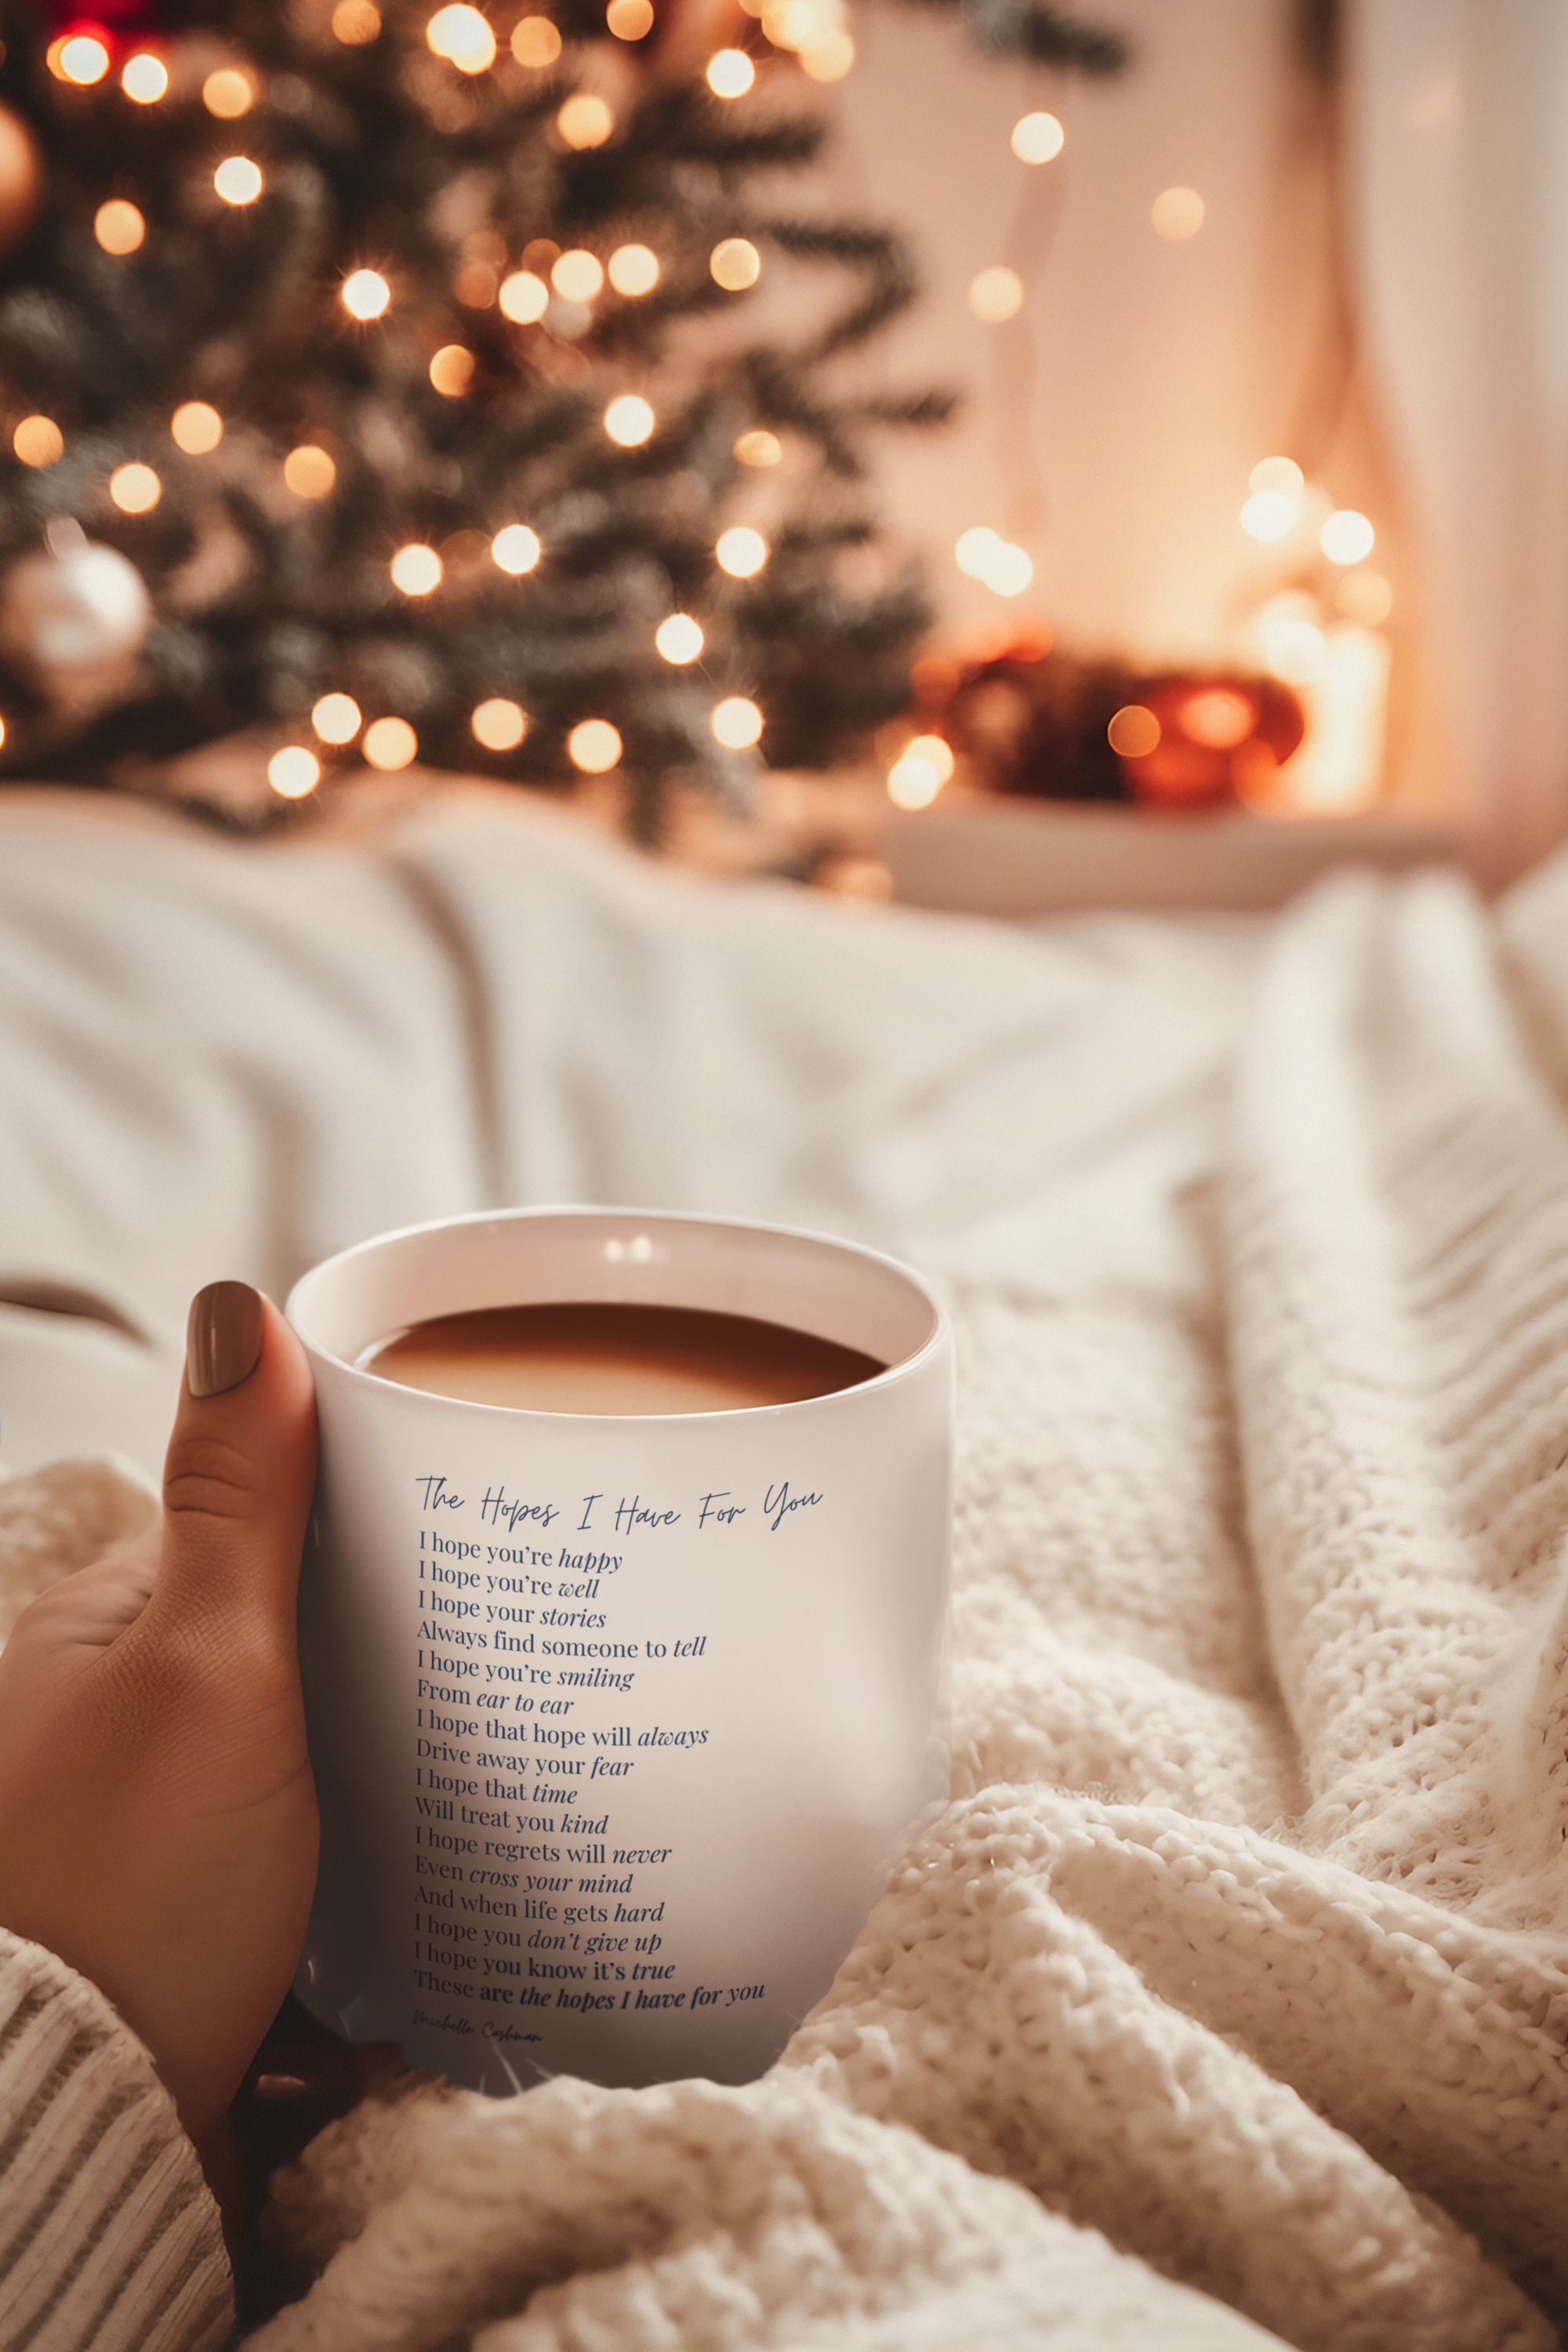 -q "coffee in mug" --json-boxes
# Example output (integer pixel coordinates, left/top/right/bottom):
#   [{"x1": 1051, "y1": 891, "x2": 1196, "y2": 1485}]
[
  {"x1": 287, "y1": 1209, "x2": 953, "y2": 2096},
  {"x1": 361, "y1": 1301, "x2": 887, "y2": 1417}
]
